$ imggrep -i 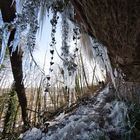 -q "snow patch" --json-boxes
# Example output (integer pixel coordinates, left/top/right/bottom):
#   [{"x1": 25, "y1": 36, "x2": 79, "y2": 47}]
[
  {"x1": 23, "y1": 85, "x2": 128, "y2": 140},
  {"x1": 23, "y1": 128, "x2": 42, "y2": 140}
]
